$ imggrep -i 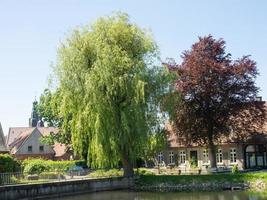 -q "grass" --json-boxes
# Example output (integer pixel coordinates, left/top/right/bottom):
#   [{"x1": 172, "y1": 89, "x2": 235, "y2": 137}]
[
  {"x1": 87, "y1": 169, "x2": 123, "y2": 178},
  {"x1": 137, "y1": 172, "x2": 267, "y2": 186}
]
